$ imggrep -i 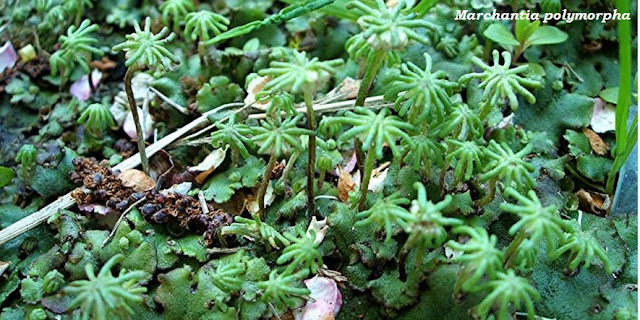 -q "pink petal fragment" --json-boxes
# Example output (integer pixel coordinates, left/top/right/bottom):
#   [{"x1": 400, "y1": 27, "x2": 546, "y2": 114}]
[
  {"x1": 78, "y1": 204, "x2": 116, "y2": 215},
  {"x1": 331, "y1": 152, "x2": 357, "y2": 176},
  {"x1": 70, "y1": 70, "x2": 102, "y2": 101},
  {"x1": 0, "y1": 42, "x2": 18, "y2": 73},
  {"x1": 590, "y1": 98, "x2": 616, "y2": 133},
  {"x1": 297, "y1": 300, "x2": 336, "y2": 320},
  {"x1": 293, "y1": 276, "x2": 342, "y2": 320},
  {"x1": 123, "y1": 107, "x2": 154, "y2": 141}
]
